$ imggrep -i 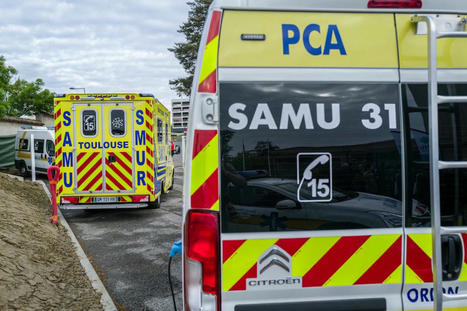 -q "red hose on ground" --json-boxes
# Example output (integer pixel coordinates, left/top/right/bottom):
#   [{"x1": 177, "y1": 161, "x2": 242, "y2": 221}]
[{"x1": 47, "y1": 166, "x2": 60, "y2": 225}]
